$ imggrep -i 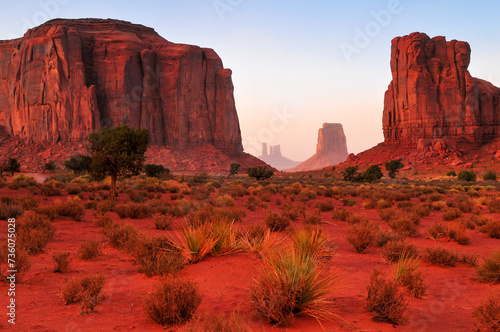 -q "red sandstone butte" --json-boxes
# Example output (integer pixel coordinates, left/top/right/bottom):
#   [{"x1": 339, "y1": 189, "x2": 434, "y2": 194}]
[
  {"x1": 0, "y1": 18, "x2": 262, "y2": 171},
  {"x1": 289, "y1": 123, "x2": 348, "y2": 171},
  {"x1": 383, "y1": 32, "x2": 500, "y2": 147}
]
